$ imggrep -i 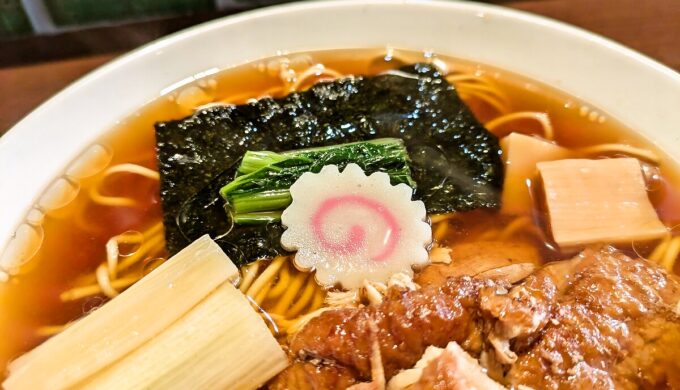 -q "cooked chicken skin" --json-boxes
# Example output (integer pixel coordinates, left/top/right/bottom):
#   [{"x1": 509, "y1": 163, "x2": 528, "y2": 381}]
[
  {"x1": 289, "y1": 277, "x2": 500, "y2": 380},
  {"x1": 270, "y1": 248, "x2": 680, "y2": 389},
  {"x1": 506, "y1": 249, "x2": 680, "y2": 389}
]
